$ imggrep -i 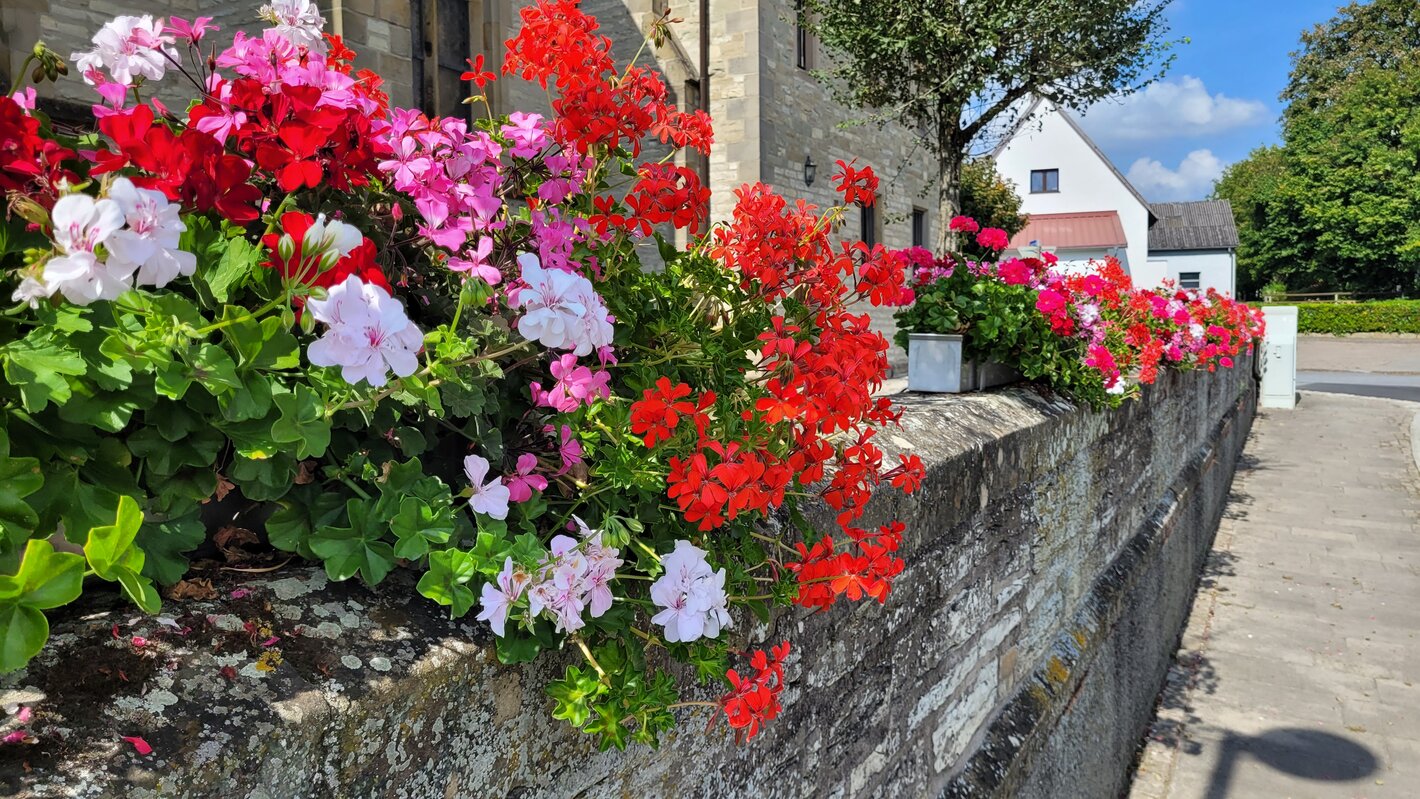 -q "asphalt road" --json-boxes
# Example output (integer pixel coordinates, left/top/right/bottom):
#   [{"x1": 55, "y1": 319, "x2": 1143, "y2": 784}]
[
  {"x1": 1296, "y1": 336, "x2": 1420, "y2": 402},
  {"x1": 1297, "y1": 370, "x2": 1420, "y2": 402}
]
